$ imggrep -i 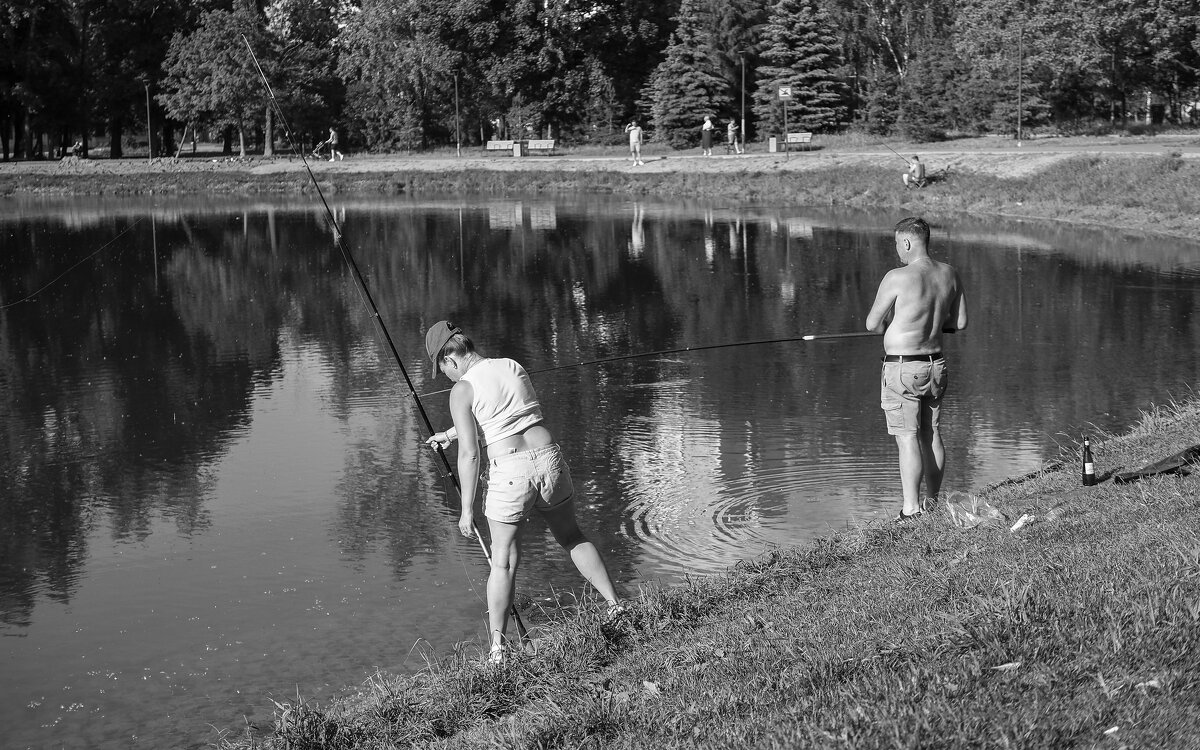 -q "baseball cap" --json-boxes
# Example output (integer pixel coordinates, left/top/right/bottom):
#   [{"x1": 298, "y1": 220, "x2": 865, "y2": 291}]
[{"x1": 425, "y1": 320, "x2": 461, "y2": 364}]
